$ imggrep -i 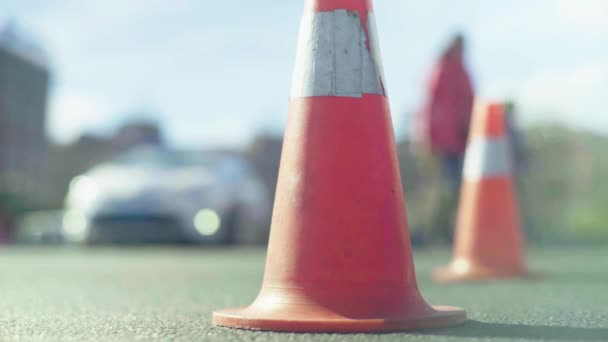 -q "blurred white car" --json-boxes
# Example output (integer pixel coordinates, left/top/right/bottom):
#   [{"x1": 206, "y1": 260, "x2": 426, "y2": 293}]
[{"x1": 63, "y1": 146, "x2": 271, "y2": 245}]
